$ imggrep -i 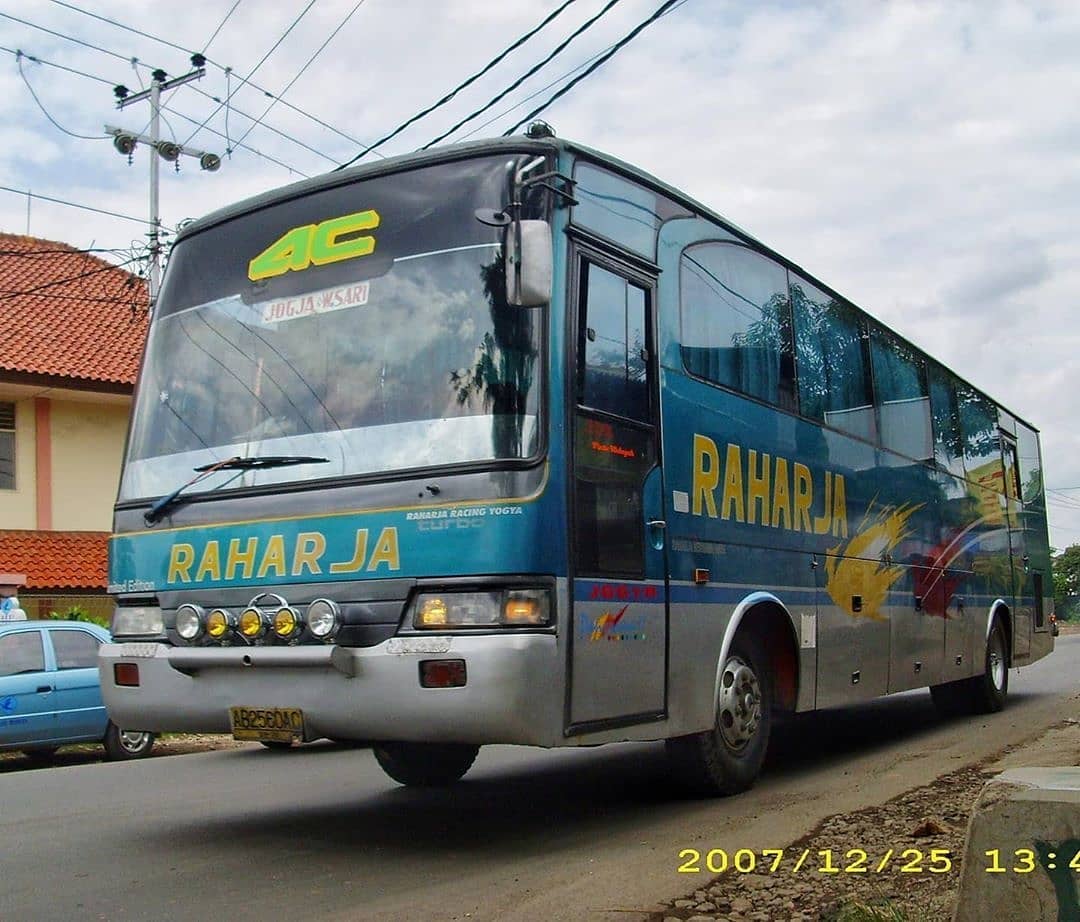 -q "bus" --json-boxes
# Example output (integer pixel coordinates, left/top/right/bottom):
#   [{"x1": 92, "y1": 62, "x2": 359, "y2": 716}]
[{"x1": 101, "y1": 126, "x2": 1054, "y2": 794}]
